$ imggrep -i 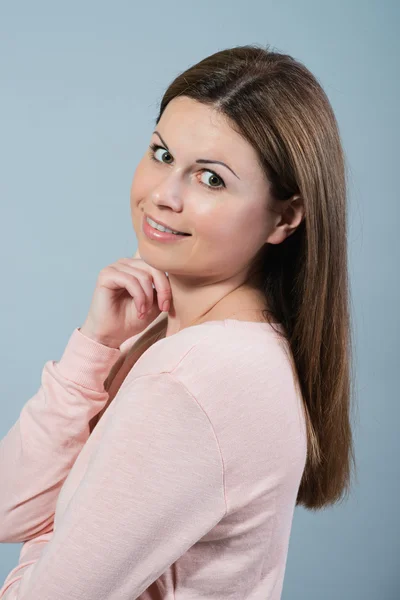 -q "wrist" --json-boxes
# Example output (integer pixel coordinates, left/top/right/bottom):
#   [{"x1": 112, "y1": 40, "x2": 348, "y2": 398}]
[{"x1": 79, "y1": 325, "x2": 121, "y2": 349}]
